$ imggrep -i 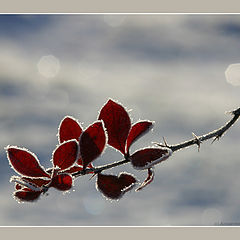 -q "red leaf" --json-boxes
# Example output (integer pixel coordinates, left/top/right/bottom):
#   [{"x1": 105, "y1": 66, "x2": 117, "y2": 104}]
[
  {"x1": 52, "y1": 140, "x2": 79, "y2": 171},
  {"x1": 97, "y1": 172, "x2": 137, "y2": 200},
  {"x1": 80, "y1": 121, "x2": 106, "y2": 169},
  {"x1": 136, "y1": 168, "x2": 154, "y2": 191},
  {"x1": 130, "y1": 147, "x2": 172, "y2": 170},
  {"x1": 58, "y1": 116, "x2": 82, "y2": 143},
  {"x1": 14, "y1": 190, "x2": 42, "y2": 202},
  {"x1": 50, "y1": 173, "x2": 72, "y2": 191},
  {"x1": 126, "y1": 121, "x2": 153, "y2": 153},
  {"x1": 6, "y1": 146, "x2": 50, "y2": 178},
  {"x1": 98, "y1": 99, "x2": 131, "y2": 154}
]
